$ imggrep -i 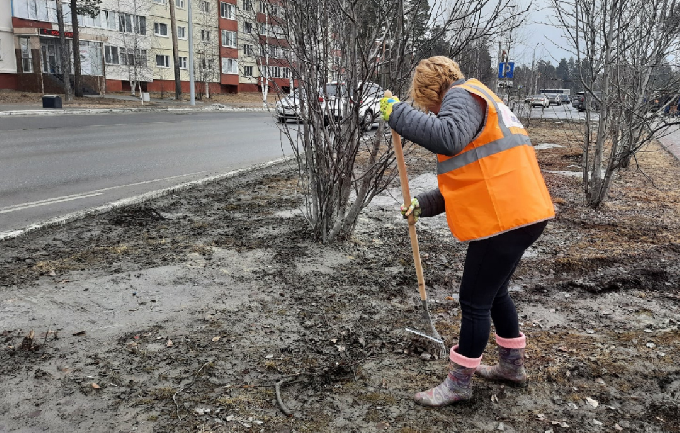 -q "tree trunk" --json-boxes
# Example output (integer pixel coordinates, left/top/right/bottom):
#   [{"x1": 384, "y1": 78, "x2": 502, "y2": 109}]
[
  {"x1": 169, "y1": 0, "x2": 182, "y2": 100},
  {"x1": 56, "y1": 0, "x2": 72, "y2": 101},
  {"x1": 70, "y1": 0, "x2": 83, "y2": 97}
]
